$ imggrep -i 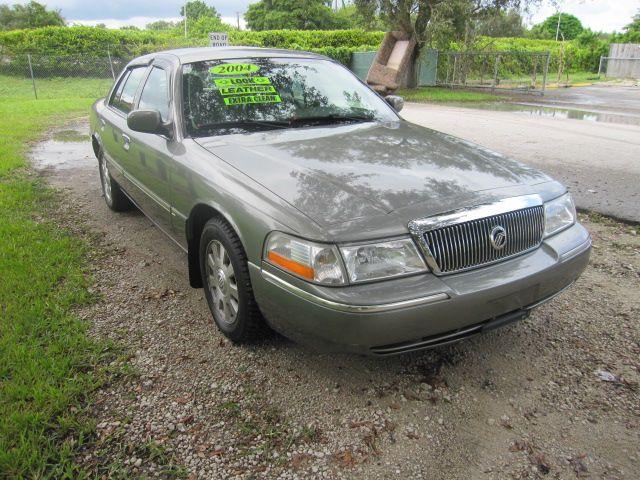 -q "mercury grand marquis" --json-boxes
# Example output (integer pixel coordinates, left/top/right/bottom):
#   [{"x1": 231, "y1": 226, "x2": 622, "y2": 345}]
[{"x1": 89, "y1": 47, "x2": 591, "y2": 355}]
